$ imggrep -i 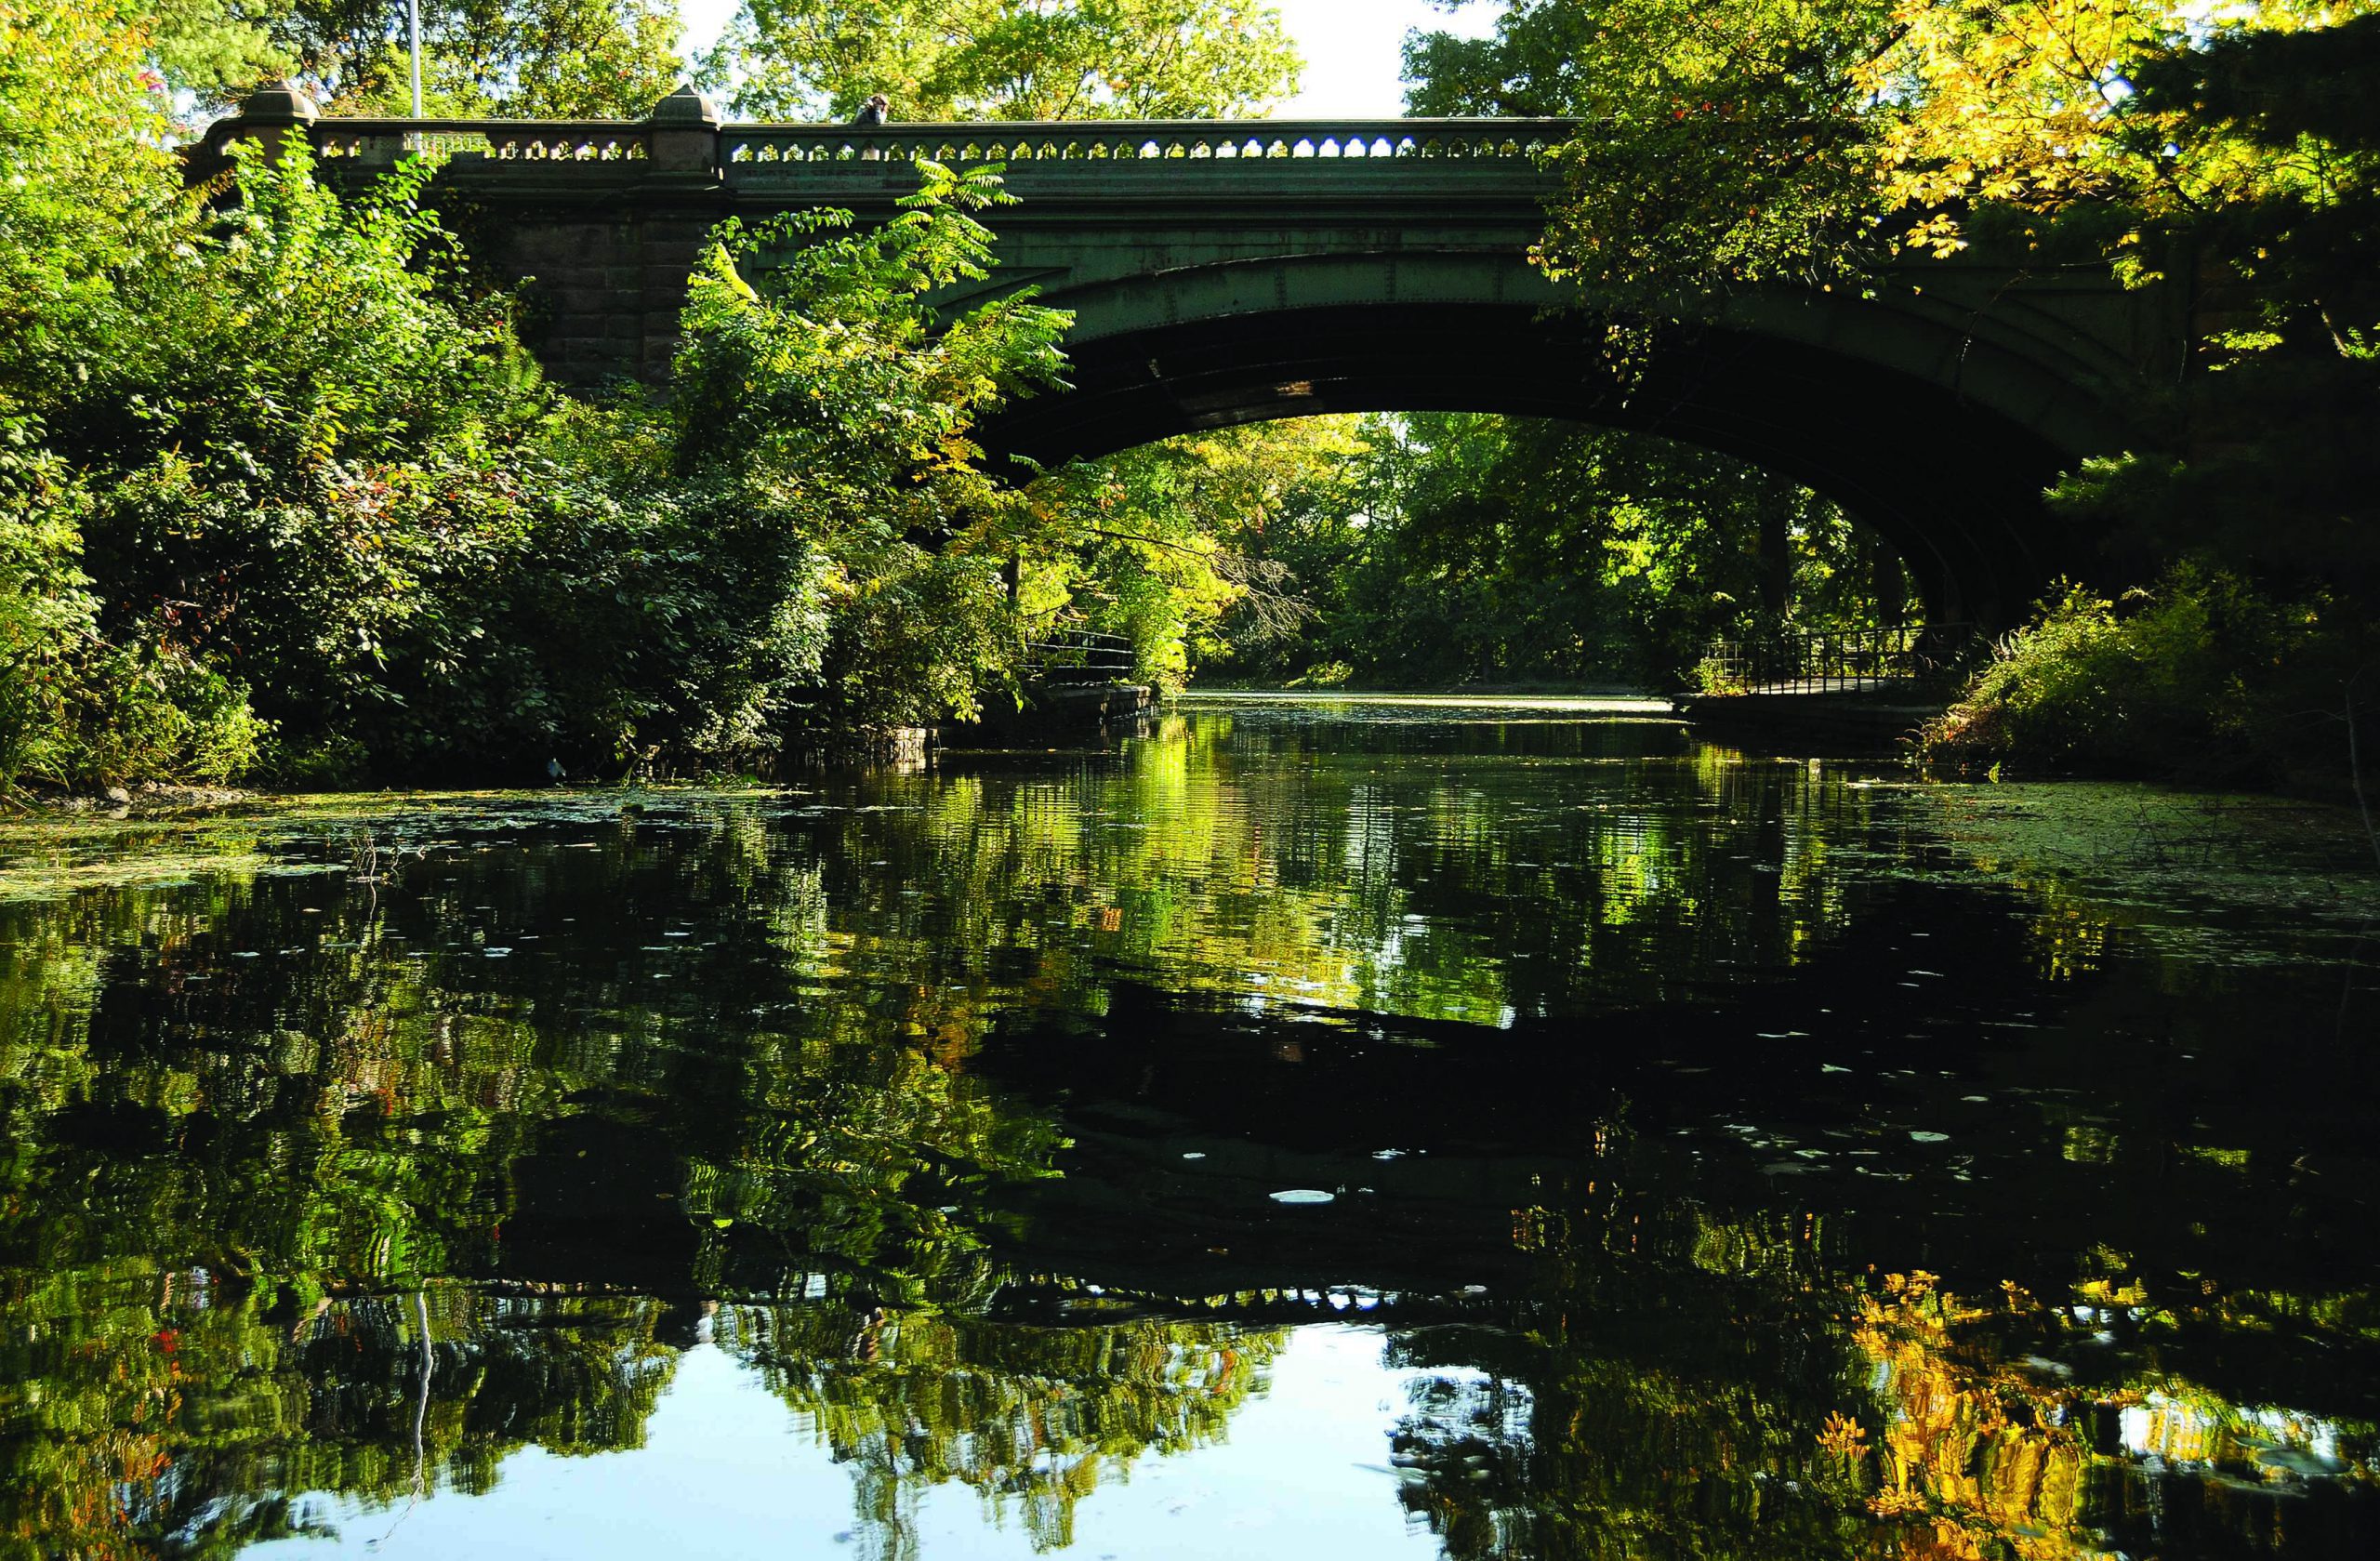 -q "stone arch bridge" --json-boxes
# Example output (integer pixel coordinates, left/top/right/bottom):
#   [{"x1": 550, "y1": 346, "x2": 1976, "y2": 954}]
[{"x1": 204, "y1": 86, "x2": 2196, "y2": 625}]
